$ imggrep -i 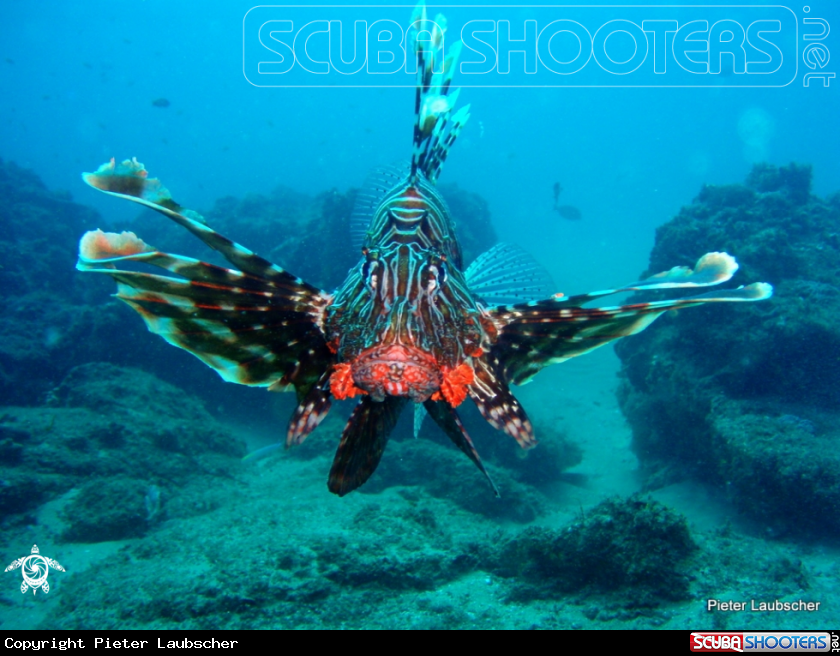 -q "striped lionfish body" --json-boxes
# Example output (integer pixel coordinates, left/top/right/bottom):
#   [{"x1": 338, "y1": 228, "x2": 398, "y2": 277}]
[{"x1": 76, "y1": 5, "x2": 772, "y2": 496}]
